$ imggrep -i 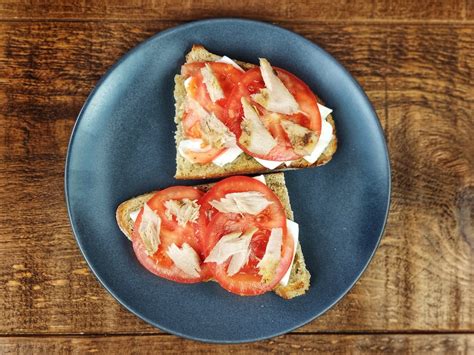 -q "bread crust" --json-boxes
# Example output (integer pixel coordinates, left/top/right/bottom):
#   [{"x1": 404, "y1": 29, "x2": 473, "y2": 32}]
[
  {"x1": 175, "y1": 45, "x2": 337, "y2": 180},
  {"x1": 115, "y1": 173, "x2": 310, "y2": 299}
]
